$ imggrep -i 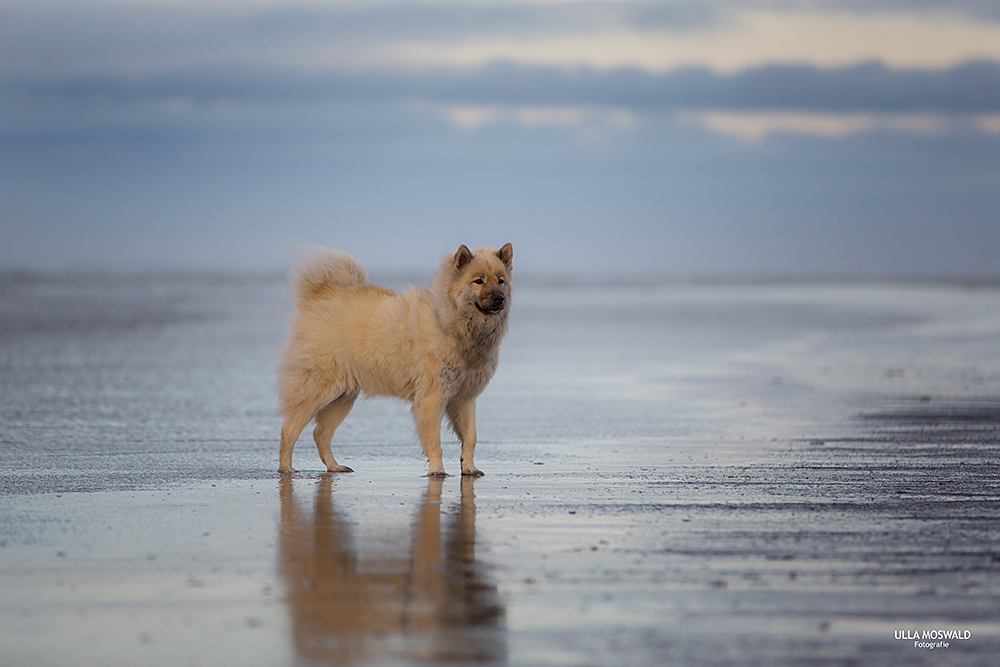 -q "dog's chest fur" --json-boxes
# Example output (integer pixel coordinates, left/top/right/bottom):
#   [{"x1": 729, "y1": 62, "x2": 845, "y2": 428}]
[{"x1": 438, "y1": 354, "x2": 498, "y2": 401}]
